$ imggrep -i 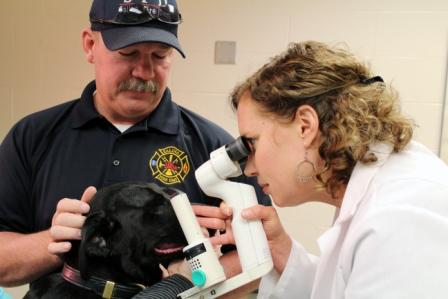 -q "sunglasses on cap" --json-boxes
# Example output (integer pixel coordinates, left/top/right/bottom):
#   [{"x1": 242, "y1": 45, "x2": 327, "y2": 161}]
[{"x1": 91, "y1": 2, "x2": 182, "y2": 26}]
